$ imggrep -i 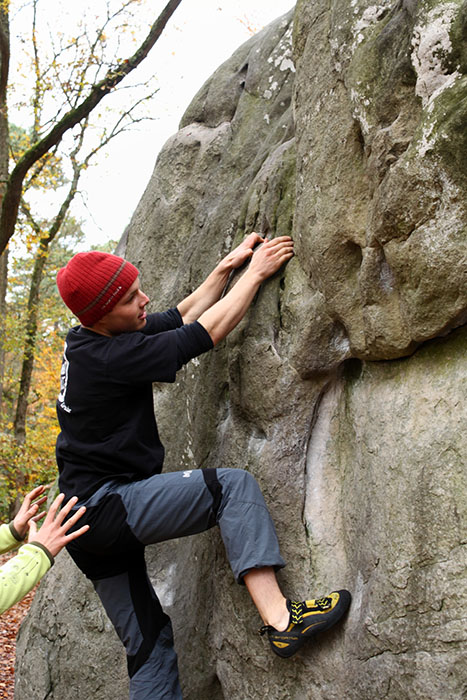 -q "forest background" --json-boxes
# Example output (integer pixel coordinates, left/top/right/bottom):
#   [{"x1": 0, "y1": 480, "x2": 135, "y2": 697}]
[{"x1": 0, "y1": 0, "x2": 291, "y2": 519}]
